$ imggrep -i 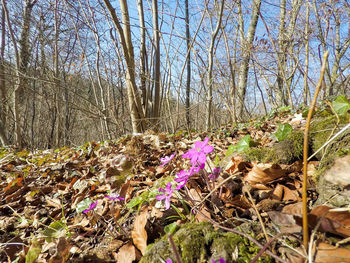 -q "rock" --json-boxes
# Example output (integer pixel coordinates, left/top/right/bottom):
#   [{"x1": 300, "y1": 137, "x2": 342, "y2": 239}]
[{"x1": 316, "y1": 154, "x2": 350, "y2": 207}]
